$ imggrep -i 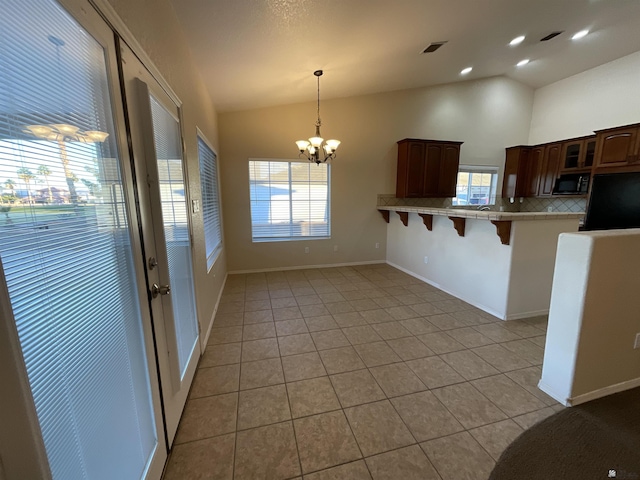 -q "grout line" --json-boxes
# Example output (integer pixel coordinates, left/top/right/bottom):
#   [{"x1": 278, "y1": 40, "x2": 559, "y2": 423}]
[{"x1": 200, "y1": 267, "x2": 551, "y2": 479}]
